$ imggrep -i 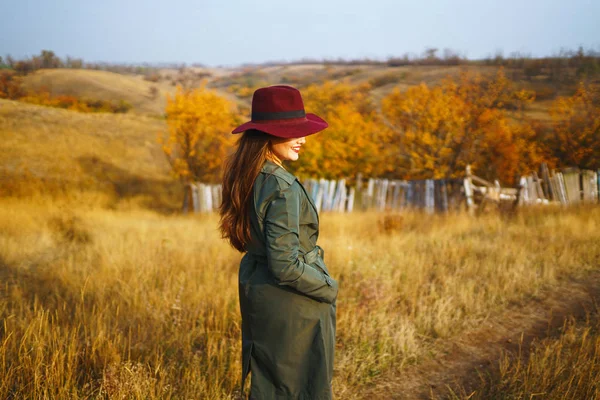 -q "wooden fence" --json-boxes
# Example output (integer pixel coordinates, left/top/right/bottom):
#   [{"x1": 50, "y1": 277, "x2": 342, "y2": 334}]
[
  {"x1": 518, "y1": 165, "x2": 599, "y2": 206},
  {"x1": 182, "y1": 183, "x2": 223, "y2": 213},
  {"x1": 183, "y1": 177, "x2": 466, "y2": 213},
  {"x1": 462, "y1": 165, "x2": 522, "y2": 214},
  {"x1": 183, "y1": 165, "x2": 600, "y2": 213},
  {"x1": 300, "y1": 176, "x2": 465, "y2": 213}
]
